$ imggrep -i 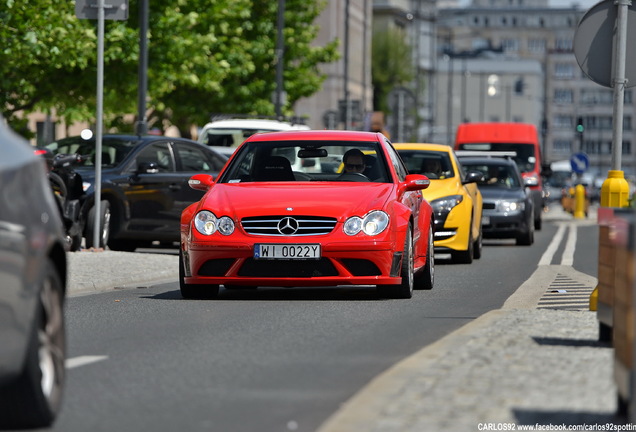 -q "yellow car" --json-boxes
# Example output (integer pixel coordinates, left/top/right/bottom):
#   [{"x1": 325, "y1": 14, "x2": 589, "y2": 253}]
[{"x1": 394, "y1": 143, "x2": 483, "y2": 263}]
